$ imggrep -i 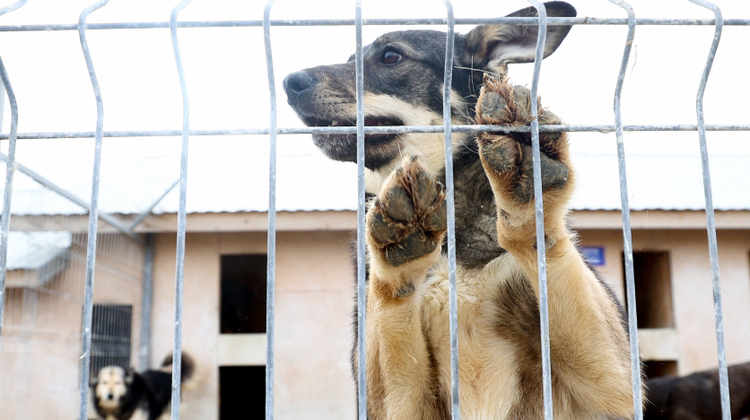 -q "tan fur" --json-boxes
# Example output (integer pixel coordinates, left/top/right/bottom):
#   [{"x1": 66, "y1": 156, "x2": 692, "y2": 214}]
[
  {"x1": 284, "y1": 9, "x2": 635, "y2": 416},
  {"x1": 361, "y1": 78, "x2": 636, "y2": 419}
]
